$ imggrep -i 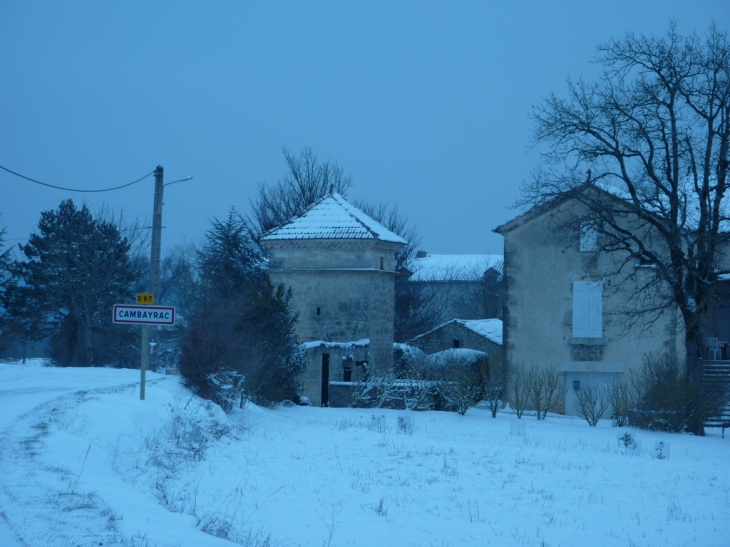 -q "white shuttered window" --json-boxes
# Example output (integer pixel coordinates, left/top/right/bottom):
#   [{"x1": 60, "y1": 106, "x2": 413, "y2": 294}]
[{"x1": 572, "y1": 281, "x2": 603, "y2": 338}]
